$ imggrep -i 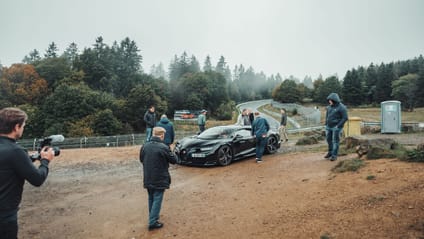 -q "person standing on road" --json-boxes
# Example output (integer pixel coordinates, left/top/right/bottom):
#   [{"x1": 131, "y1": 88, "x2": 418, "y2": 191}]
[
  {"x1": 251, "y1": 112, "x2": 270, "y2": 163},
  {"x1": 197, "y1": 109, "x2": 207, "y2": 133},
  {"x1": 143, "y1": 105, "x2": 156, "y2": 142},
  {"x1": 0, "y1": 107, "x2": 55, "y2": 239},
  {"x1": 279, "y1": 108, "x2": 289, "y2": 142},
  {"x1": 139, "y1": 126, "x2": 177, "y2": 231},
  {"x1": 156, "y1": 114, "x2": 175, "y2": 146},
  {"x1": 324, "y1": 93, "x2": 348, "y2": 161}
]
